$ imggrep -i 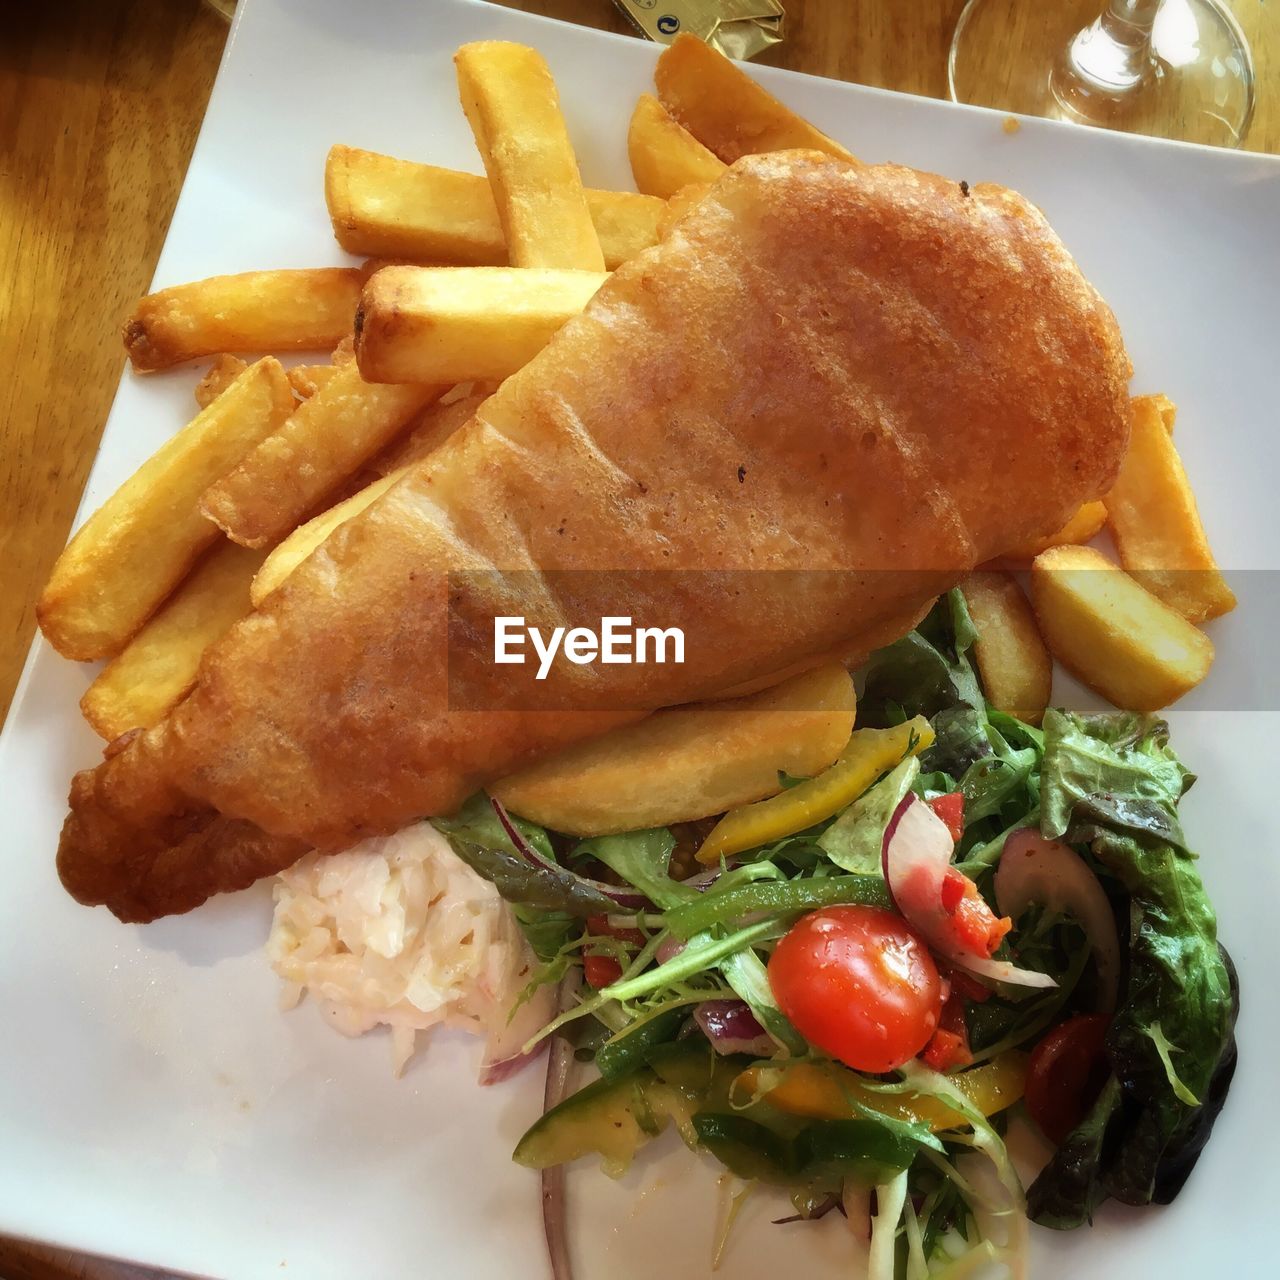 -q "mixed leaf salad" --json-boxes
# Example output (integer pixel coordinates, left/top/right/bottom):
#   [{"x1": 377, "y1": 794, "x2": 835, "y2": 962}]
[{"x1": 435, "y1": 592, "x2": 1238, "y2": 1279}]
